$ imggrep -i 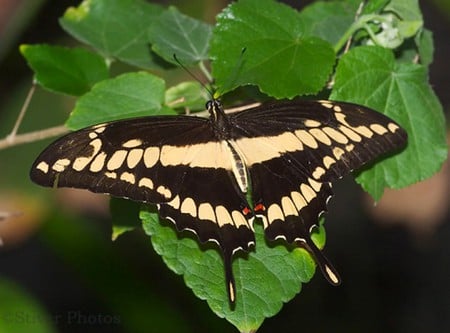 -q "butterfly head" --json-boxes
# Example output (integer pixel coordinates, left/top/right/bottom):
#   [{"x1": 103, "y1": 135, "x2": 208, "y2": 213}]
[{"x1": 206, "y1": 98, "x2": 224, "y2": 119}]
